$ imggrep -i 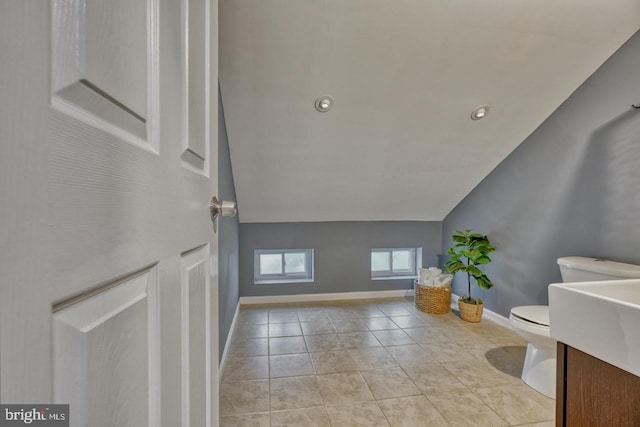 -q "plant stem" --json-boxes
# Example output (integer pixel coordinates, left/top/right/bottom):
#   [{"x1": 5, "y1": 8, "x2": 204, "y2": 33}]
[{"x1": 467, "y1": 257, "x2": 471, "y2": 300}]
